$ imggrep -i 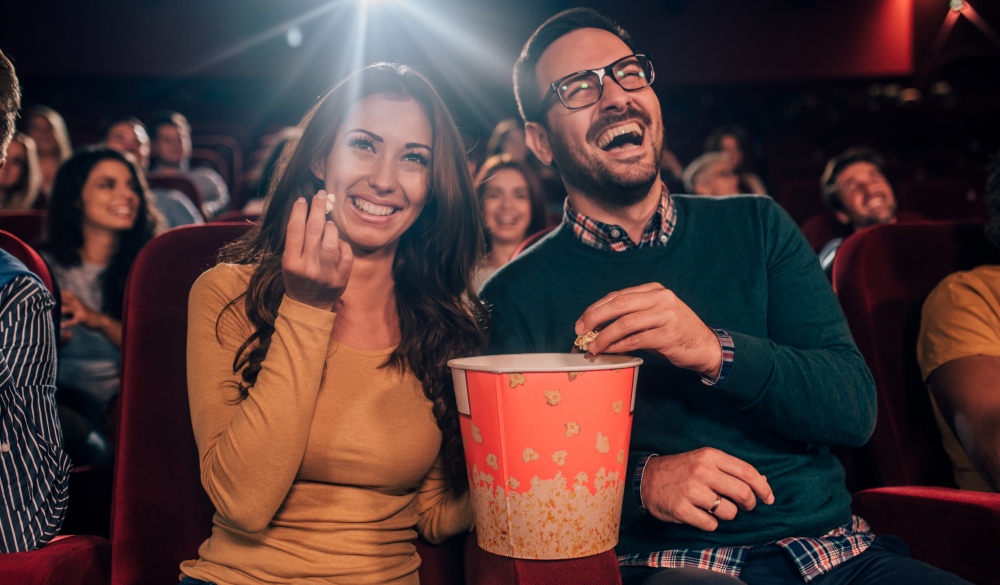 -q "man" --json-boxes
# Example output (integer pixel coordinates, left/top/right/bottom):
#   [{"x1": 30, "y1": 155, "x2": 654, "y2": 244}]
[
  {"x1": 0, "y1": 48, "x2": 73, "y2": 553},
  {"x1": 101, "y1": 114, "x2": 203, "y2": 228},
  {"x1": 480, "y1": 9, "x2": 968, "y2": 585},
  {"x1": 149, "y1": 110, "x2": 229, "y2": 218},
  {"x1": 817, "y1": 148, "x2": 899, "y2": 275},
  {"x1": 681, "y1": 152, "x2": 740, "y2": 196}
]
